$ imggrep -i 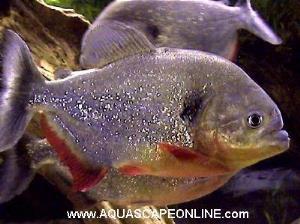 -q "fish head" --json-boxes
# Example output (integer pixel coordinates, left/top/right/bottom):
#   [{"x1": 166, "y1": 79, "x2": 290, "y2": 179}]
[{"x1": 192, "y1": 77, "x2": 289, "y2": 170}]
